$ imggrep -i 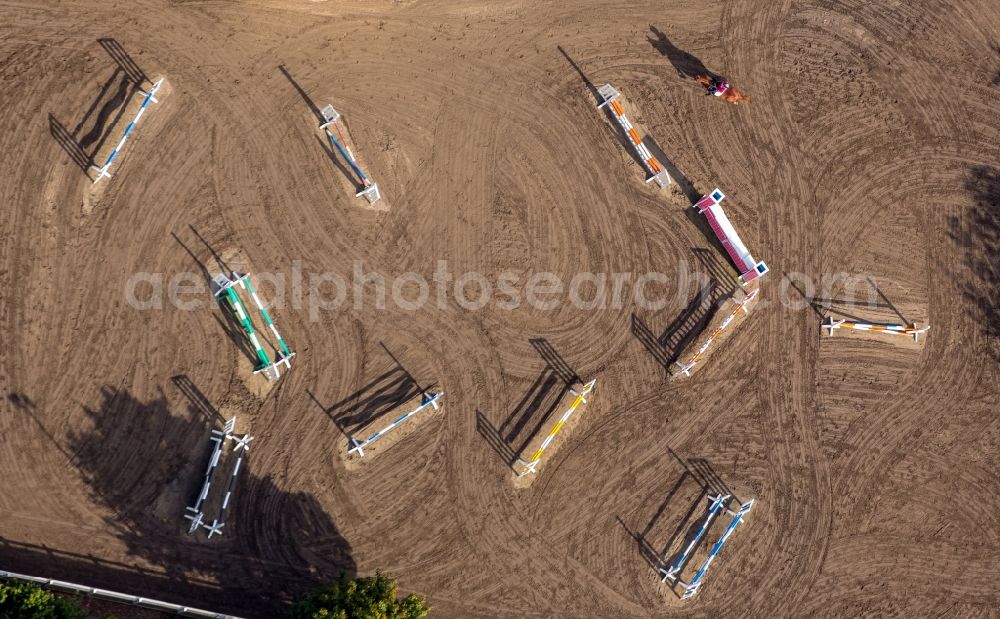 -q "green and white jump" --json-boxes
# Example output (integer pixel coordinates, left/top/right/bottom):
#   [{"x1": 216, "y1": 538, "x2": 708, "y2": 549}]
[{"x1": 212, "y1": 271, "x2": 295, "y2": 380}]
